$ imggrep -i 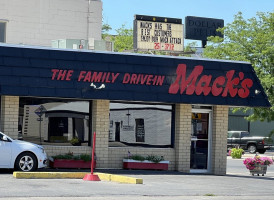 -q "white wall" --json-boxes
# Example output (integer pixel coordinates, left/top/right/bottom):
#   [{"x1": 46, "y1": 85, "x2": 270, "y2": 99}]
[{"x1": 0, "y1": 0, "x2": 102, "y2": 46}]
